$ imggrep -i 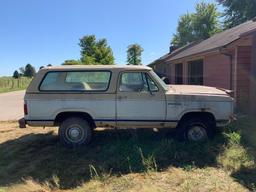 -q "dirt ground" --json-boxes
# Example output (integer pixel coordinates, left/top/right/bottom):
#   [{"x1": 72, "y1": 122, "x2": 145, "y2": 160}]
[{"x1": 0, "y1": 90, "x2": 25, "y2": 121}]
